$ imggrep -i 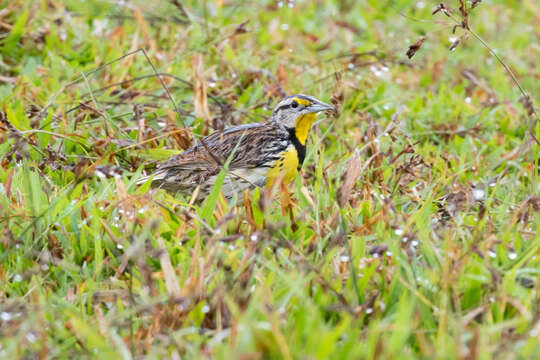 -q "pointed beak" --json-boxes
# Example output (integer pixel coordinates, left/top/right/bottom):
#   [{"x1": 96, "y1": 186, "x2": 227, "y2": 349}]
[{"x1": 306, "y1": 100, "x2": 333, "y2": 114}]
